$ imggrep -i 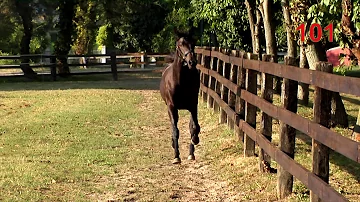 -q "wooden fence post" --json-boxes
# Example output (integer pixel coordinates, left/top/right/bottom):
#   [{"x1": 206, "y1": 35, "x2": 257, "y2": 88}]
[
  {"x1": 310, "y1": 62, "x2": 333, "y2": 202},
  {"x1": 277, "y1": 56, "x2": 298, "y2": 198},
  {"x1": 140, "y1": 51, "x2": 146, "y2": 69},
  {"x1": 220, "y1": 49, "x2": 230, "y2": 124},
  {"x1": 111, "y1": 52, "x2": 118, "y2": 81},
  {"x1": 259, "y1": 54, "x2": 274, "y2": 172},
  {"x1": 50, "y1": 56, "x2": 57, "y2": 81},
  {"x1": 244, "y1": 52, "x2": 258, "y2": 157},
  {"x1": 235, "y1": 52, "x2": 246, "y2": 142},
  {"x1": 227, "y1": 50, "x2": 238, "y2": 130},
  {"x1": 214, "y1": 47, "x2": 222, "y2": 113},
  {"x1": 199, "y1": 47, "x2": 206, "y2": 100},
  {"x1": 198, "y1": 47, "x2": 205, "y2": 99},
  {"x1": 202, "y1": 47, "x2": 211, "y2": 103},
  {"x1": 353, "y1": 110, "x2": 360, "y2": 142},
  {"x1": 207, "y1": 47, "x2": 217, "y2": 109}
]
